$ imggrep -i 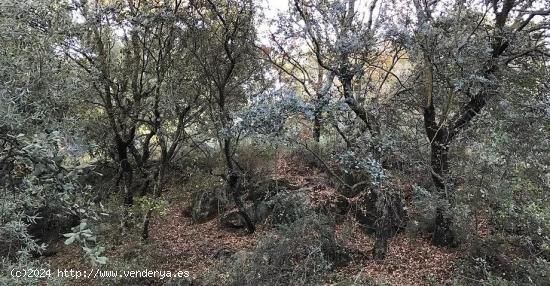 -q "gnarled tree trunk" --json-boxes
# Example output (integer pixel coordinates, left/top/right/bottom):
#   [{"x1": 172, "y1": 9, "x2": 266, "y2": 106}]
[{"x1": 223, "y1": 137, "x2": 255, "y2": 233}]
